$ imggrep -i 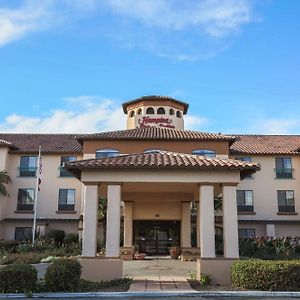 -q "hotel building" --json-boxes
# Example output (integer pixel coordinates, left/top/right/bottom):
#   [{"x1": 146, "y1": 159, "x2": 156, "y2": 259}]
[{"x1": 0, "y1": 95, "x2": 299, "y2": 282}]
